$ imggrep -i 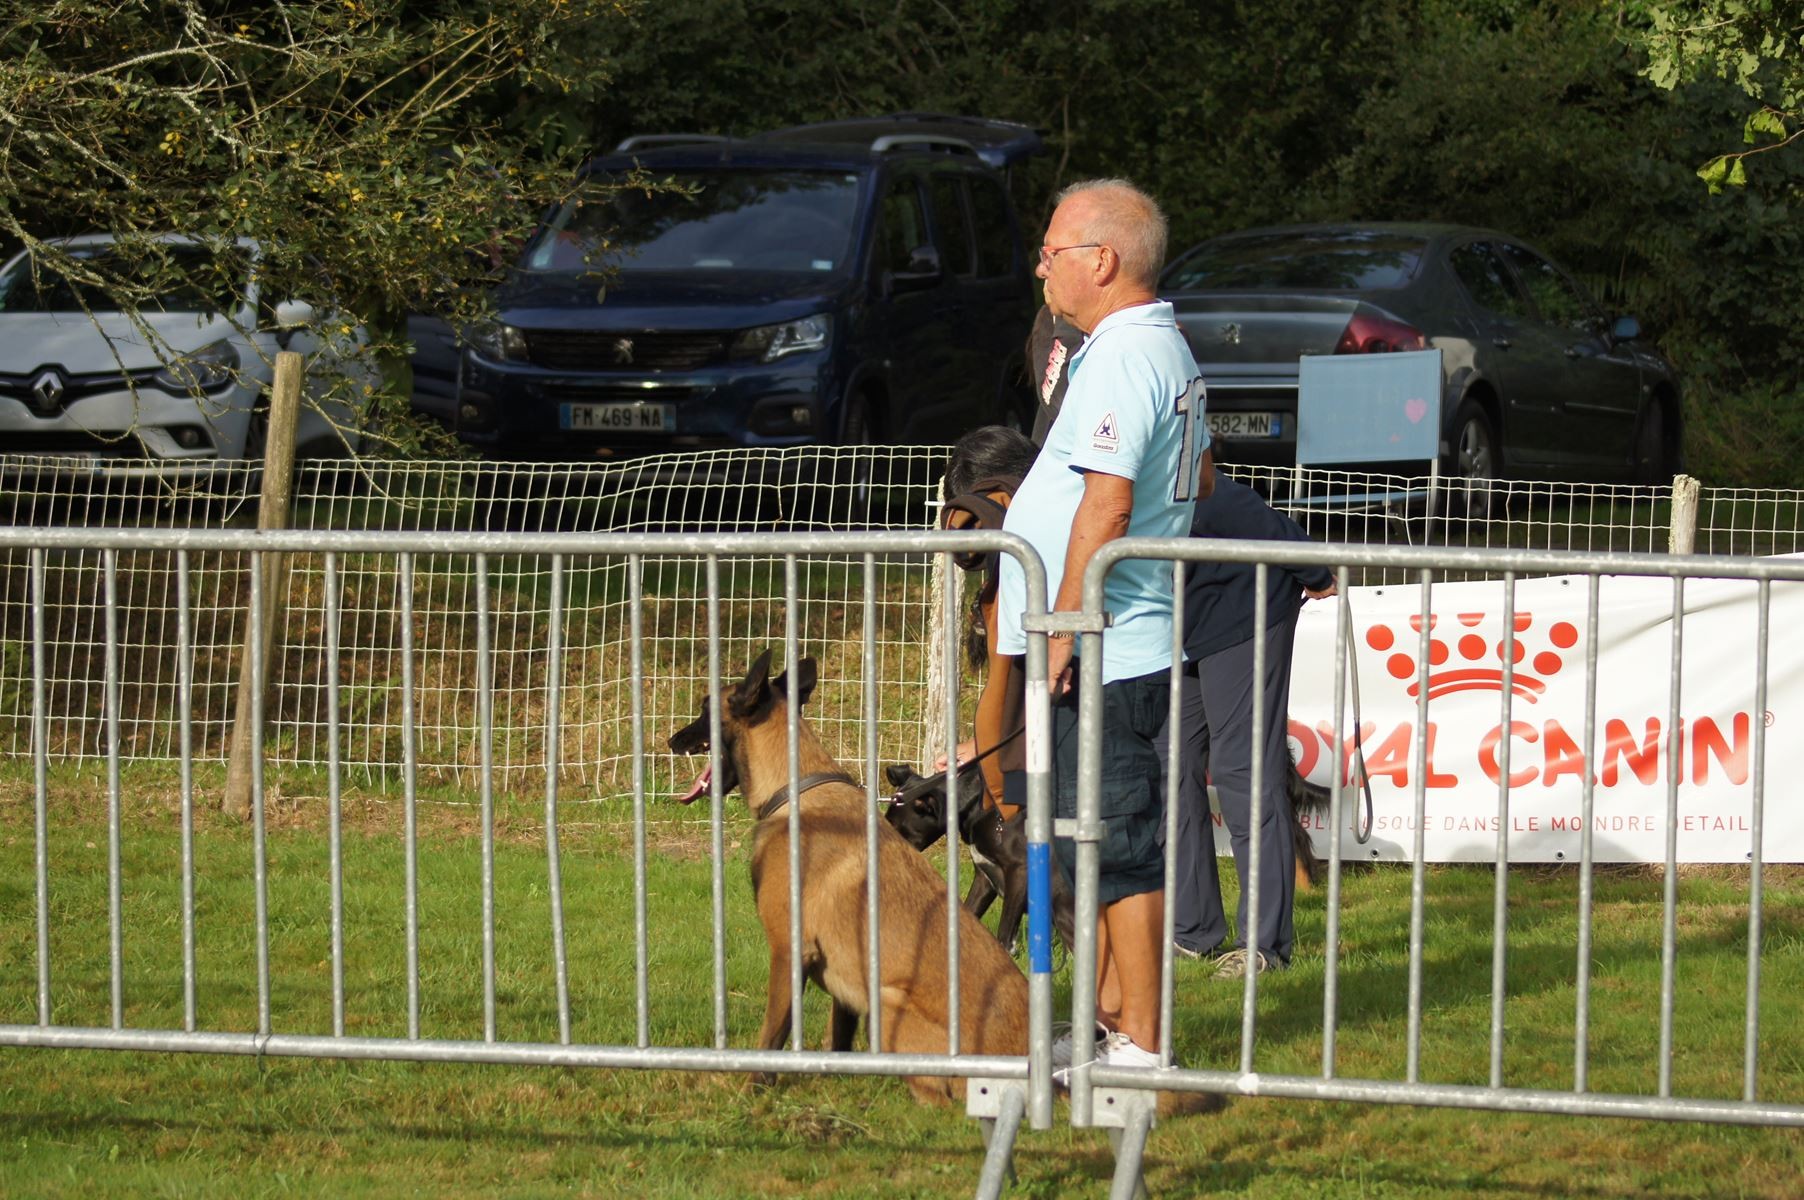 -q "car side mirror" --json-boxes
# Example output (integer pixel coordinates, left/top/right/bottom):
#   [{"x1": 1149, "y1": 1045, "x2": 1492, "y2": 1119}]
[
  {"x1": 887, "y1": 245, "x2": 943, "y2": 292},
  {"x1": 272, "y1": 299, "x2": 317, "y2": 350},
  {"x1": 1611, "y1": 315, "x2": 1642, "y2": 342}
]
